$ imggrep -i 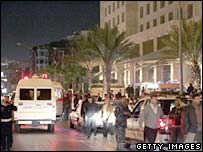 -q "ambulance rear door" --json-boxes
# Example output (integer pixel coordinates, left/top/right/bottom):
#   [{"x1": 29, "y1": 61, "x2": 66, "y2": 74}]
[
  {"x1": 36, "y1": 87, "x2": 56, "y2": 121},
  {"x1": 16, "y1": 88, "x2": 35, "y2": 120}
]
